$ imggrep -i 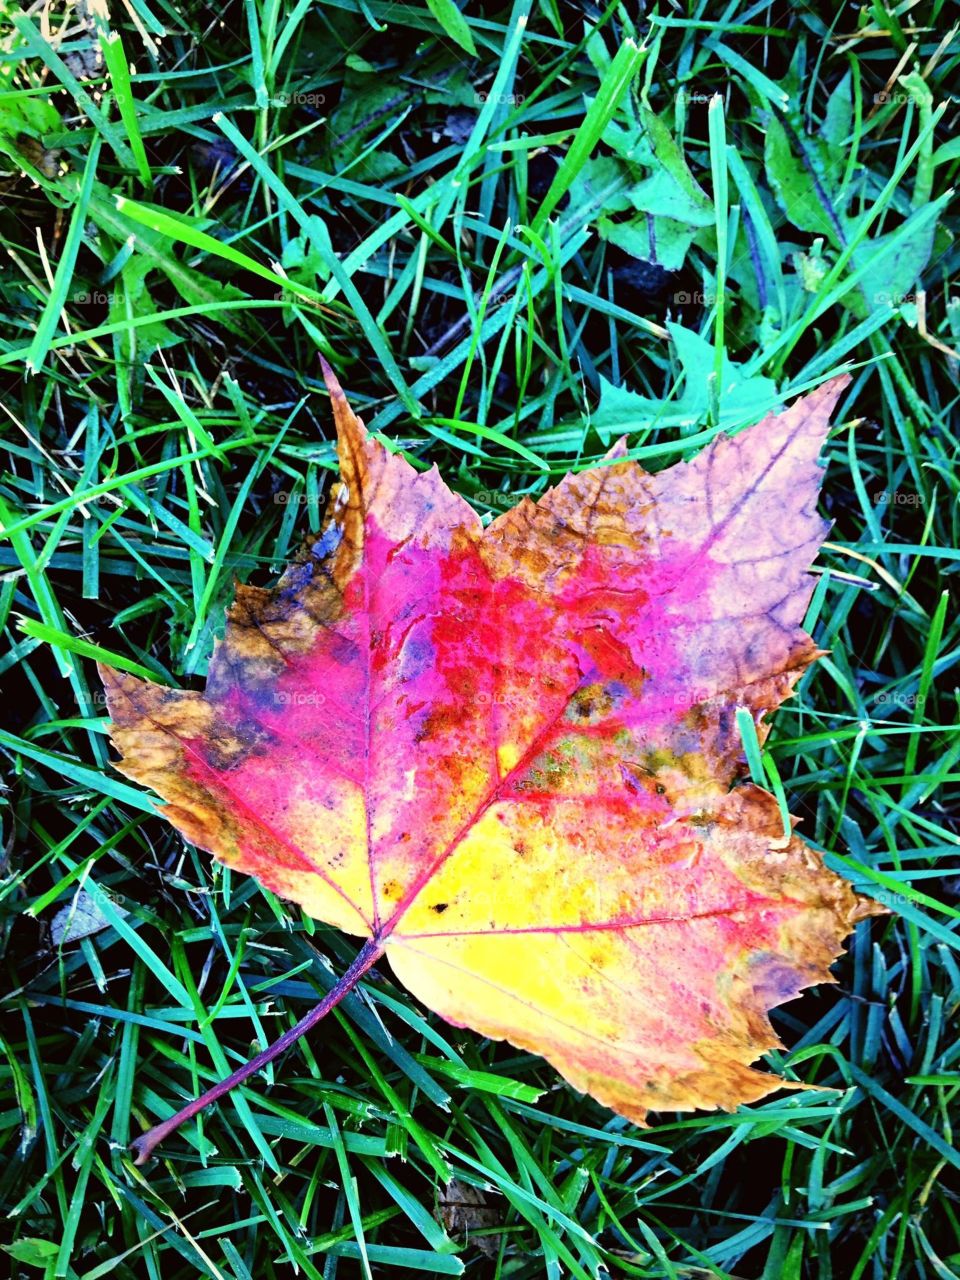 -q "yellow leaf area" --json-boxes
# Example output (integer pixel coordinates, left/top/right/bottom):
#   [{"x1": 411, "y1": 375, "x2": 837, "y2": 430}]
[{"x1": 102, "y1": 367, "x2": 882, "y2": 1123}]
